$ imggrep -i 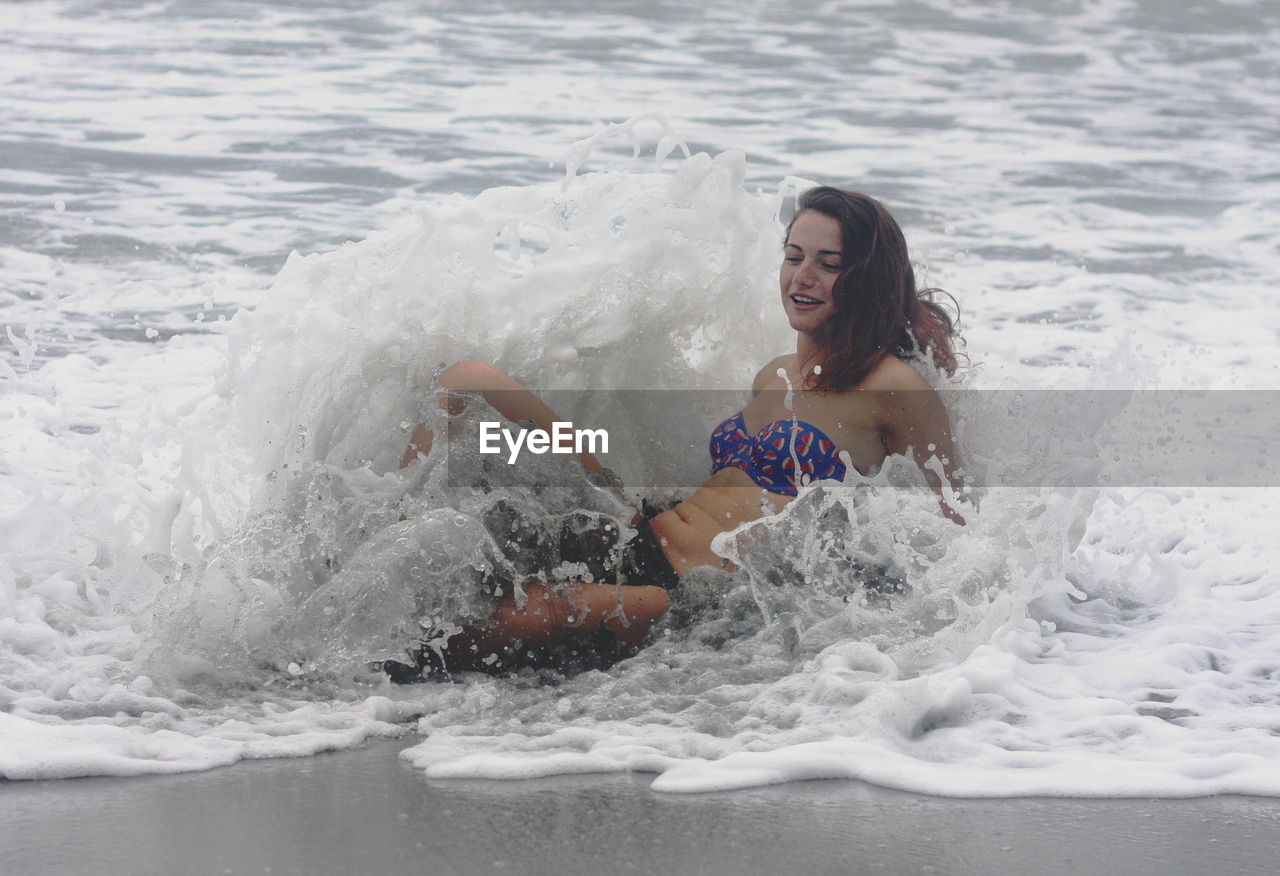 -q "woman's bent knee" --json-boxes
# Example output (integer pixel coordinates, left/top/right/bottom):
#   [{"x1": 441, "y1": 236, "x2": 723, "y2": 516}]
[{"x1": 439, "y1": 360, "x2": 510, "y2": 392}]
